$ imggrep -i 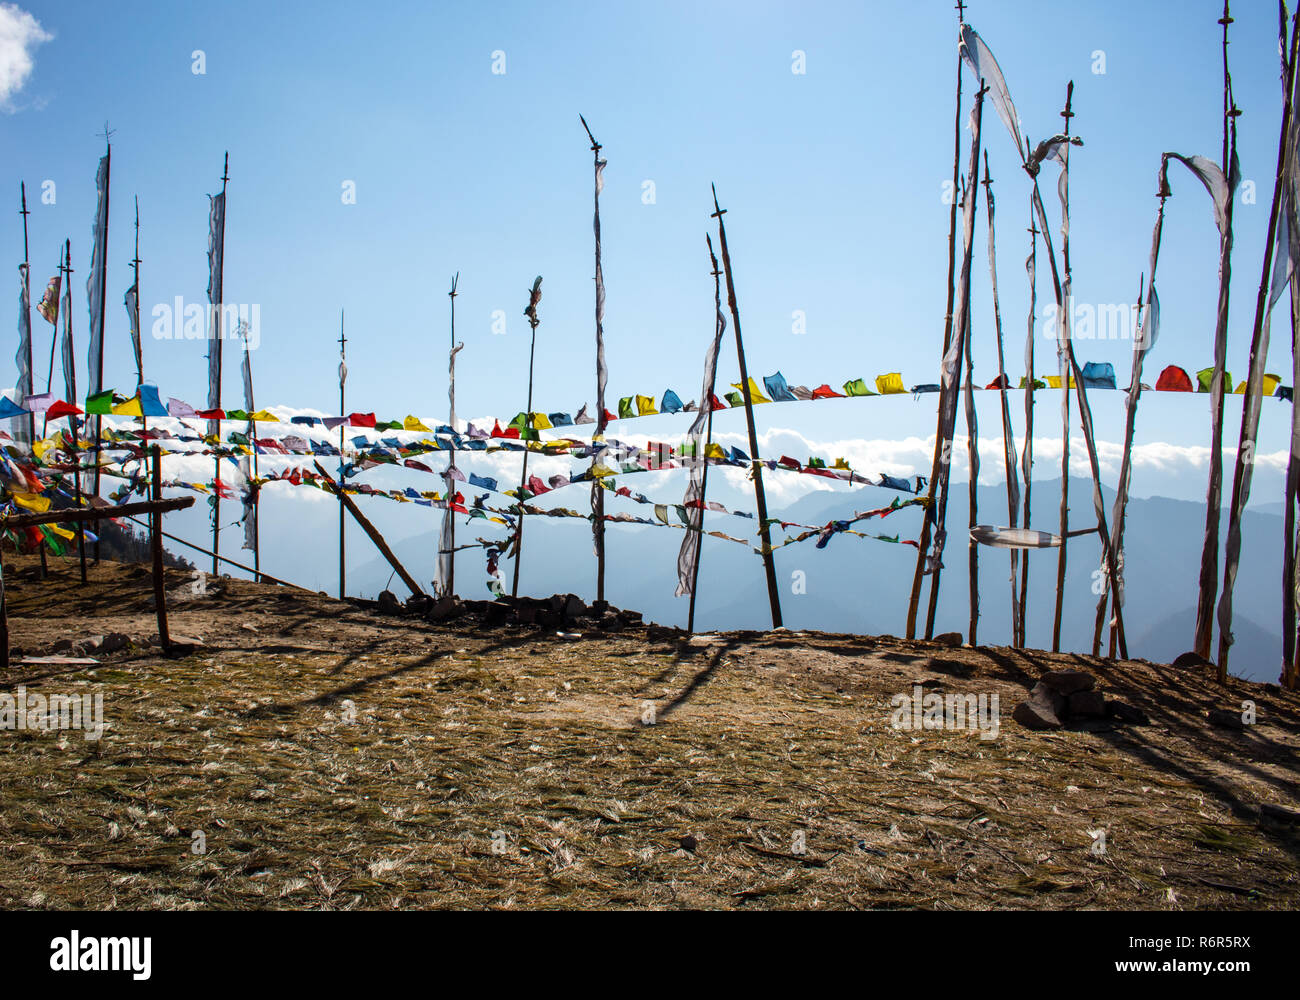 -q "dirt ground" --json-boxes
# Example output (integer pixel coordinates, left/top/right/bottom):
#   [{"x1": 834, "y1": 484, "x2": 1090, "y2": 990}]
[{"x1": 1, "y1": 553, "x2": 1298, "y2": 910}]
